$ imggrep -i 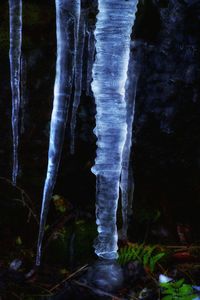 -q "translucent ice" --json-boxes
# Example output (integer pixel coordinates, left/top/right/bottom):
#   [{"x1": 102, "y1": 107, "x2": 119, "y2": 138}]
[
  {"x1": 120, "y1": 41, "x2": 140, "y2": 240},
  {"x1": 36, "y1": 0, "x2": 80, "y2": 266},
  {"x1": 9, "y1": 0, "x2": 22, "y2": 185},
  {"x1": 20, "y1": 53, "x2": 27, "y2": 134},
  {"x1": 91, "y1": 0, "x2": 139, "y2": 259},
  {"x1": 70, "y1": 8, "x2": 86, "y2": 154},
  {"x1": 70, "y1": 1, "x2": 97, "y2": 153}
]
